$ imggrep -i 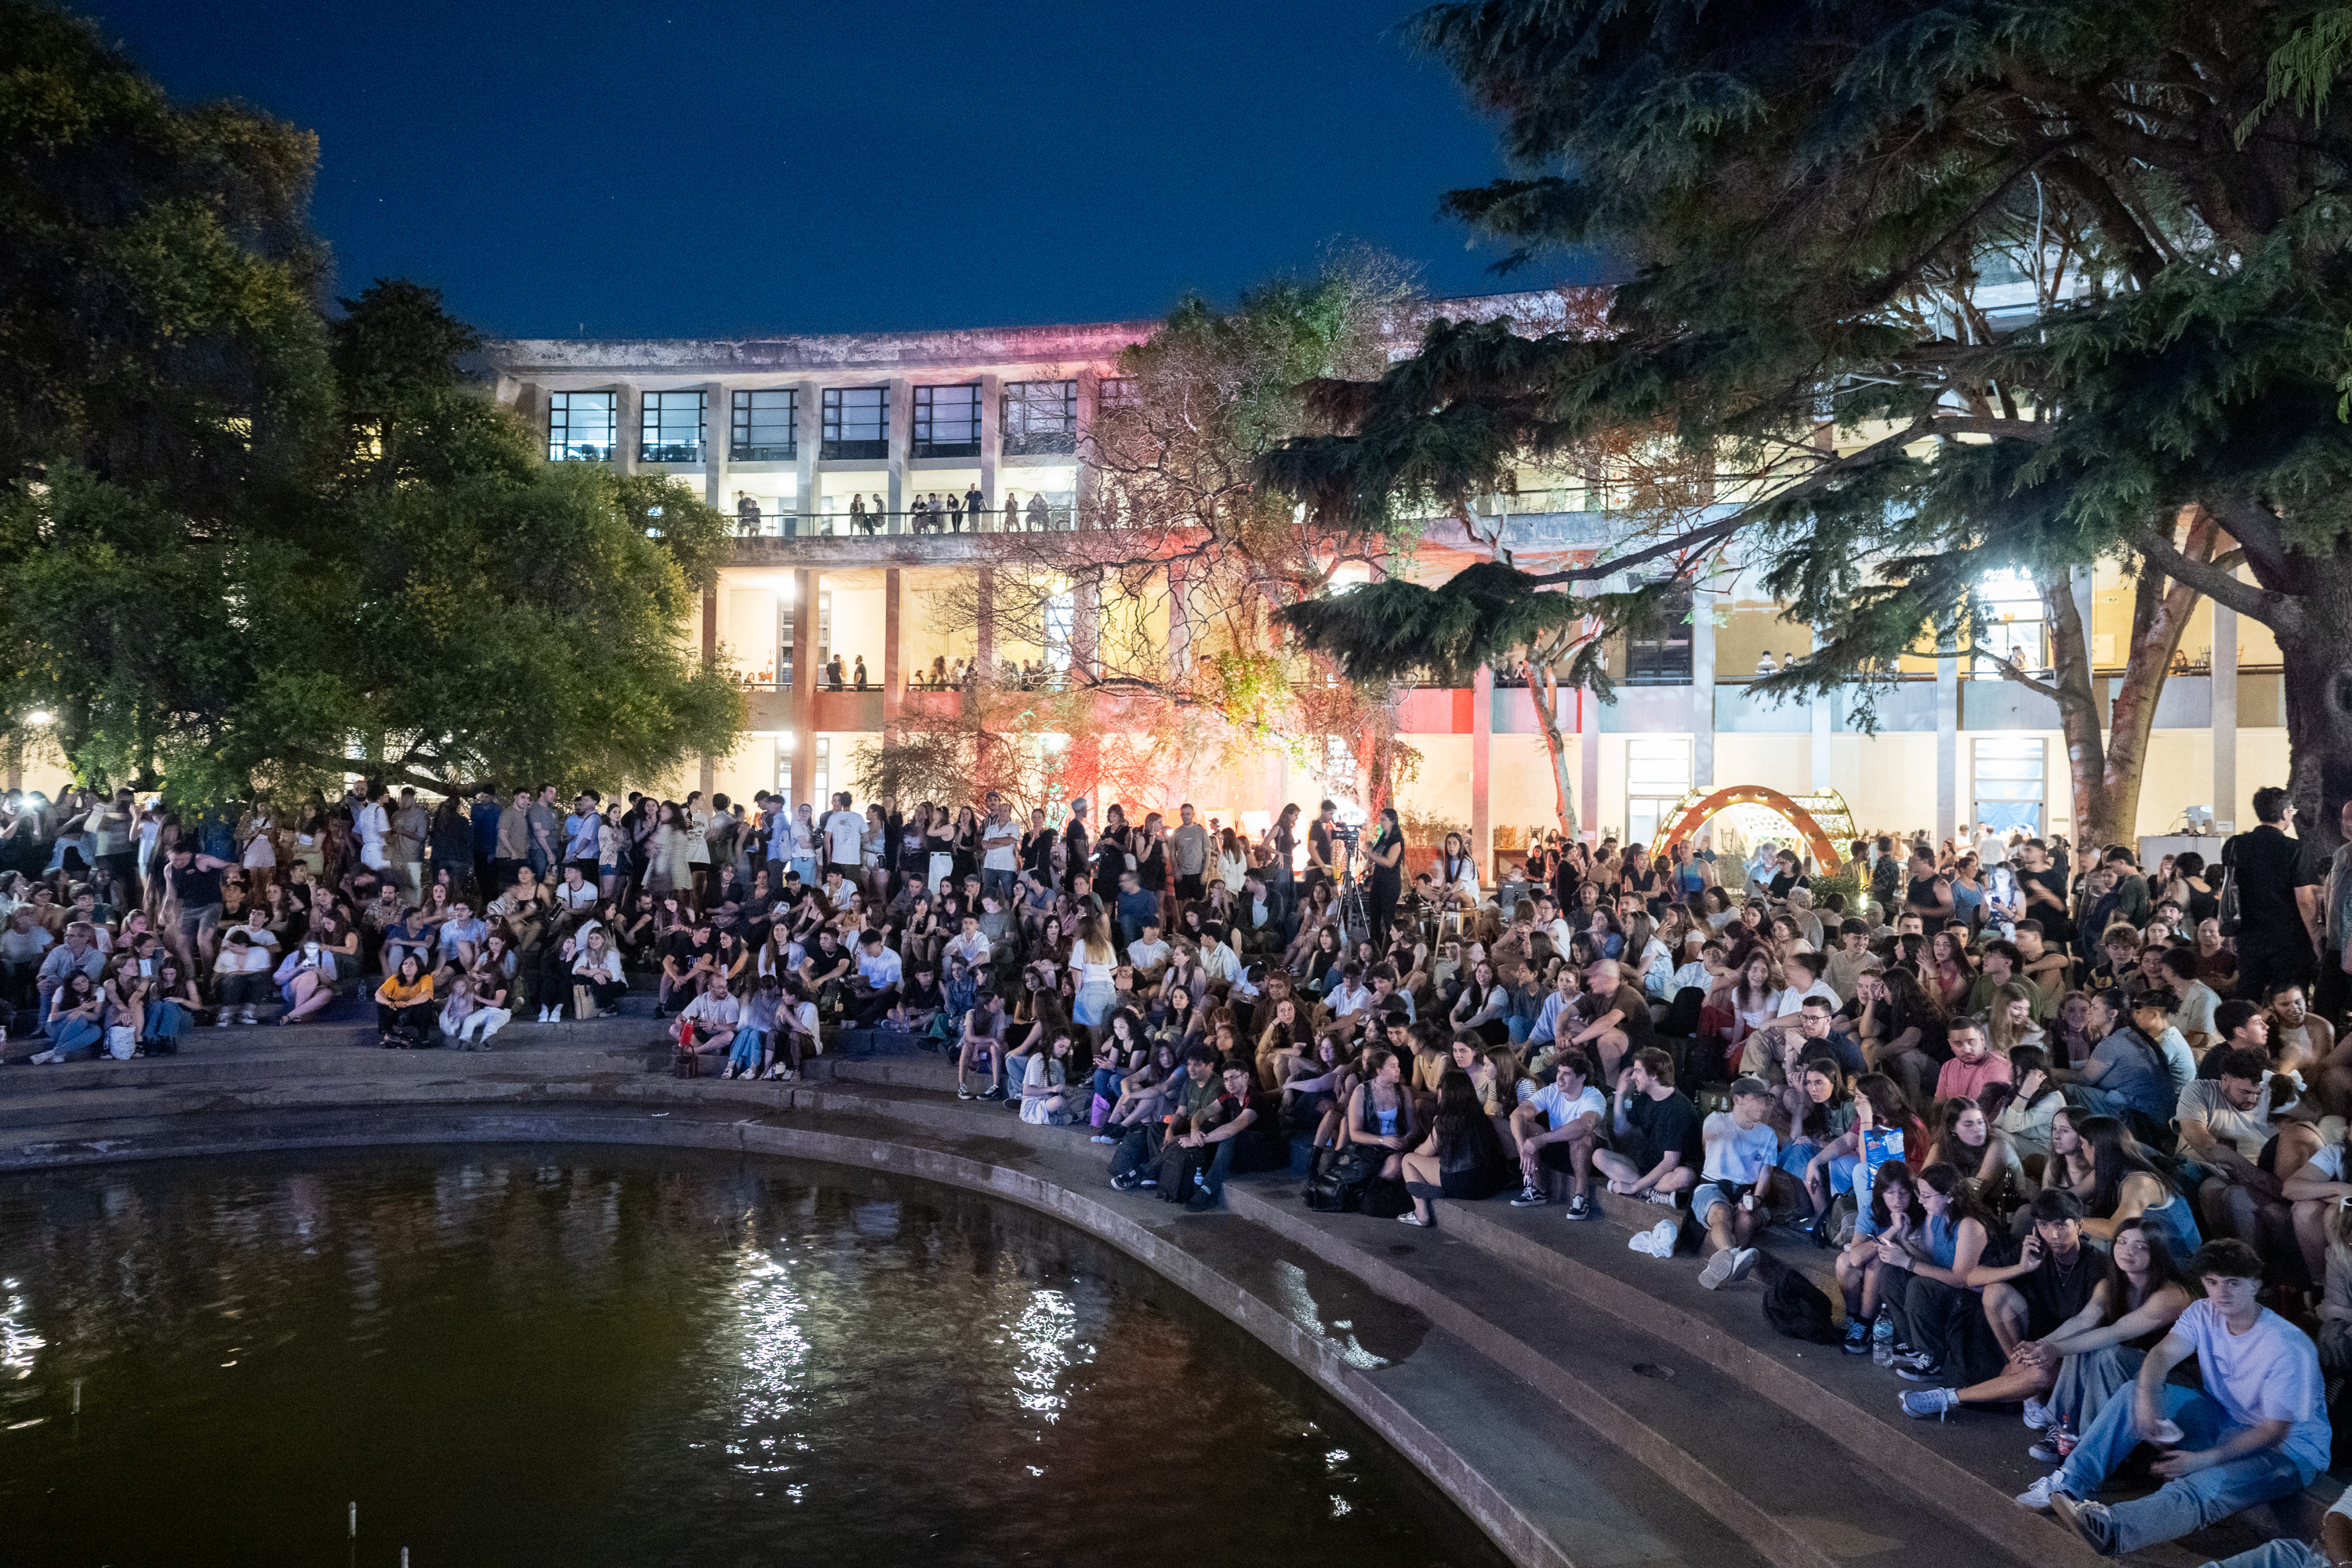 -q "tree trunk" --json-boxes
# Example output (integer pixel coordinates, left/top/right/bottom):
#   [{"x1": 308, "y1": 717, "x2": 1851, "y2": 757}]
[
  {"x1": 2278, "y1": 555, "x2": 2352, "y2": 864},
  {"x1": 2037, "y1": 511, "x2": 2214, "y2": 848},
  {"x1": 1529, "y1": 664, "x2": 1581, "y2": 839}
]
